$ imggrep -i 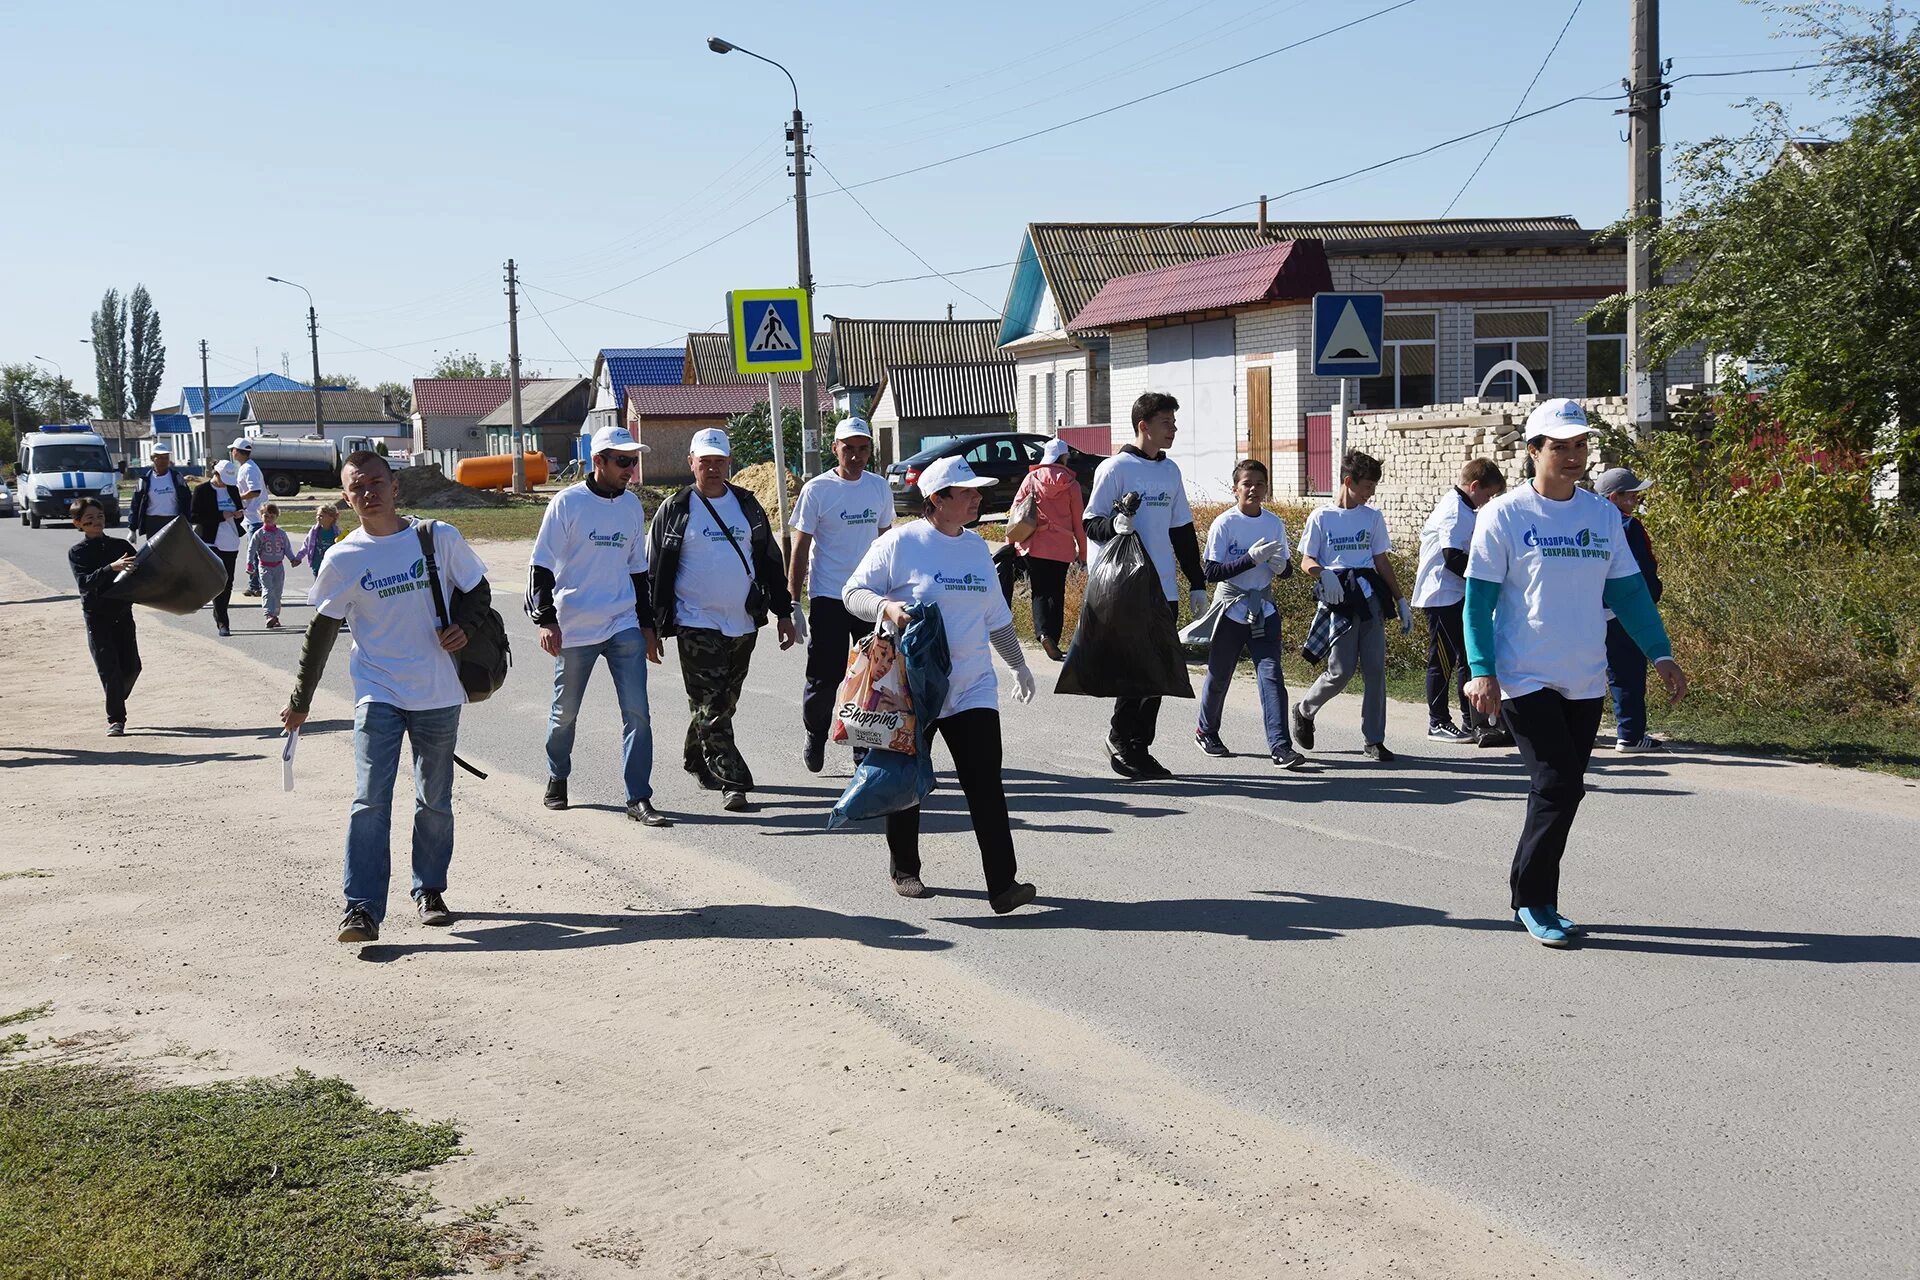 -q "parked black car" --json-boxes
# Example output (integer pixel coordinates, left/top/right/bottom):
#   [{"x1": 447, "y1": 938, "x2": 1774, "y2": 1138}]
[{"x1": 886, "y1": 432, "x2": 1104, "y2": 518}]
